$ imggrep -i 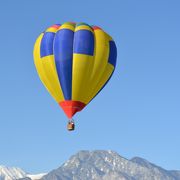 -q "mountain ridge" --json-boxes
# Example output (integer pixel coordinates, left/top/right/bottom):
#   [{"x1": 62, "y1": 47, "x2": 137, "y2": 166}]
[
  {"x1": 41, "y1": 150, "x2": 180, "y2": 180},
  {"x1": 1, "y1": 150, "x2": 180, "y2": 180}
]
